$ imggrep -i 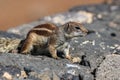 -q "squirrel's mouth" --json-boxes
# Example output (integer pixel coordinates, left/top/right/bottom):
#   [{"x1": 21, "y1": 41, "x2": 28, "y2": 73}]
[
  {"x1": 73, "y1": 32, "x2": 87, "y2": 37},
  {"x1": 78, "y1": 30, "x2": 95, "y2": 36},
  {"x1": 87, "y1": 30, "x2": 95, "y2": 34}
]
